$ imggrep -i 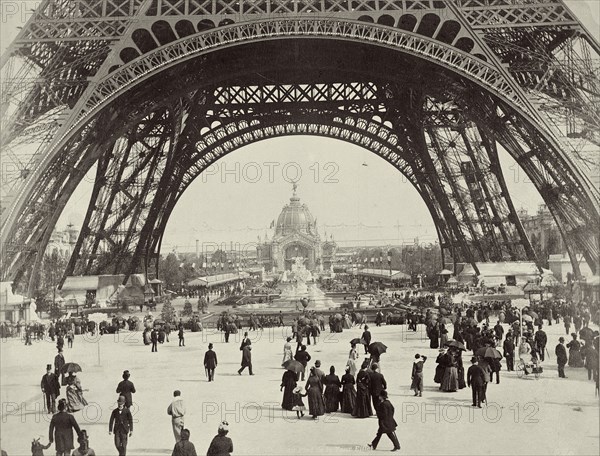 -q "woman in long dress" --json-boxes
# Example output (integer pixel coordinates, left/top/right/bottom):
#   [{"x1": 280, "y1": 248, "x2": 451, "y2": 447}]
[
  {"x1": 441, "y1": 351, "x2": 459, "y2": 392},
  {"x1": 567, "y1": 333, "x2": 584, "y2": 367},
  {"x1": 280, "y1": 369, "x2": 297, "y2": 410},
  {"x1": 305, "y1": 367, "x2": 325, "y2": 419},
  {"x1": 323, "y1": 366, "x2": 341, "y2": 413},
  {"x1": 65, "y1": 373, "x2": 87, "y2": 412},
  {"x1": 352, "y1": 363, "x2": 373, "y2": 418},
  {"x1": 429, "y1": 323, "x2": 440, "y2": 349},
  {"x1": 281, "y1": 337, "x2": 293, "y2": 366},
  {"x1": 456, "y1": 351, "x2": 466, "y2": 389},
  {"x1": 340, "y1": 367, "x2": 356, "y2": 413},
  {"x1": 347, "y1": 343, "x2": 359, "y2": 377}
]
